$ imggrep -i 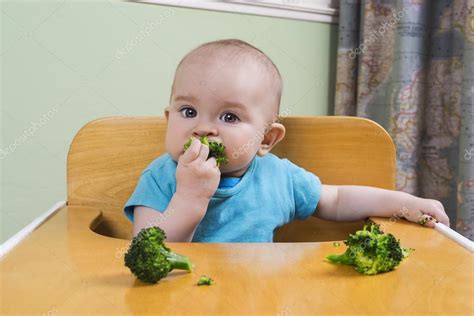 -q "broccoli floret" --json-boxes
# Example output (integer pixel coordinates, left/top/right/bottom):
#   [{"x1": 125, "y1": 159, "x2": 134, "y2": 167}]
[
  {"x1": 124, "y1": 226, "x2": 193, "y2": 283},
  {"x1": 183, "y1": 136, "x2": 229, "y2": 166},
  {"x1": 326, "y1": 224, "x2": 413, "y2": 275},
  {"x1": 197, "y1": 275, "x2": 214, "y2": 286}
]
